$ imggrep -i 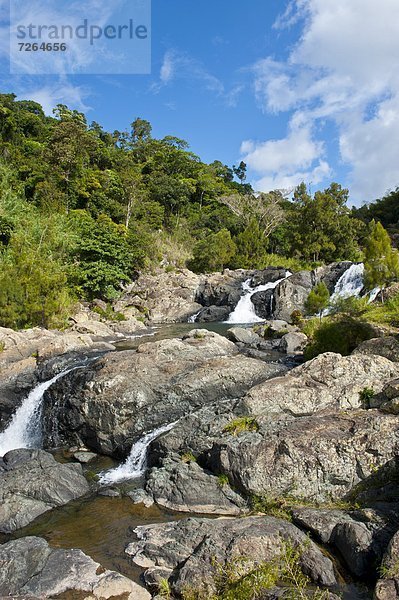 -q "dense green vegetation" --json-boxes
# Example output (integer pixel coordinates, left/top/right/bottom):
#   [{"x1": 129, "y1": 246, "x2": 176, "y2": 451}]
[{"x1": 0, "y1": 92, "x2": 398, "y2": 329}]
